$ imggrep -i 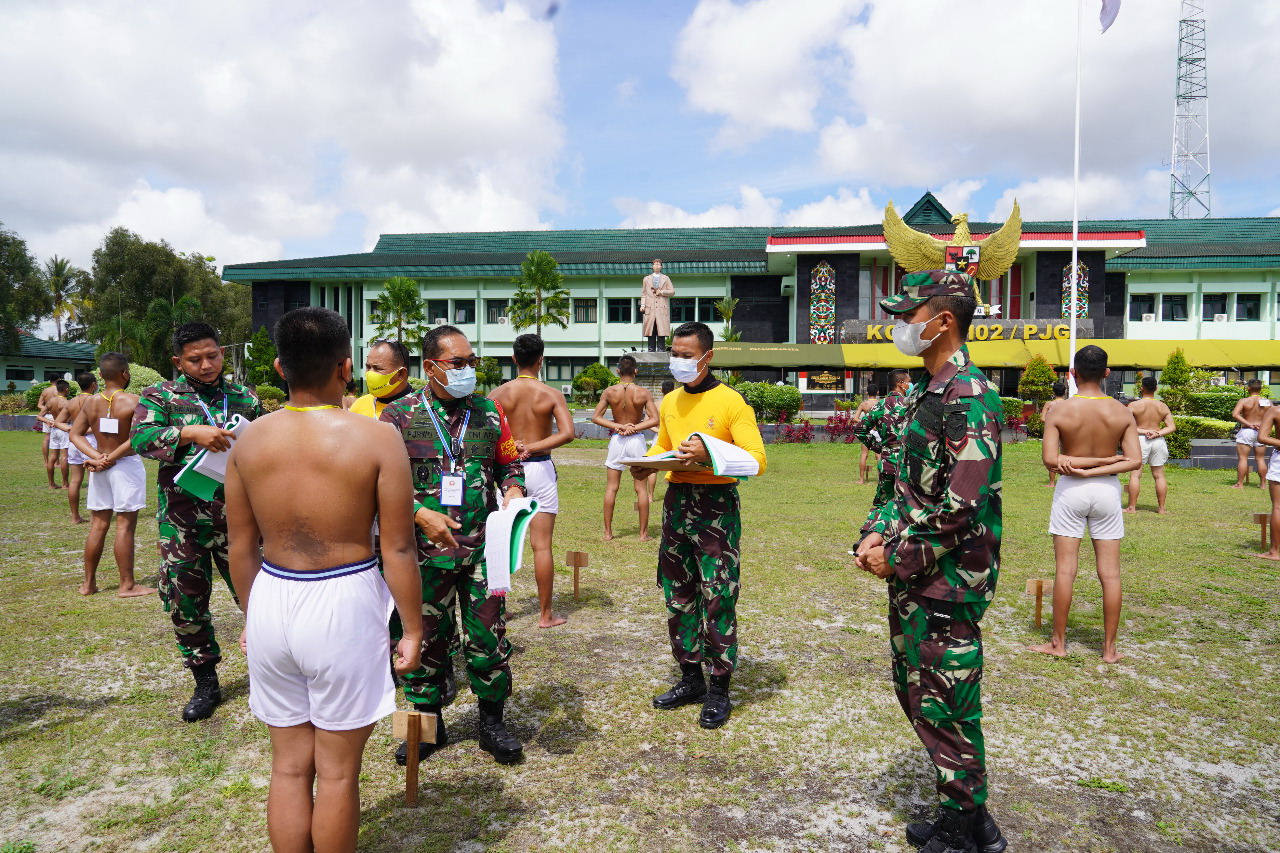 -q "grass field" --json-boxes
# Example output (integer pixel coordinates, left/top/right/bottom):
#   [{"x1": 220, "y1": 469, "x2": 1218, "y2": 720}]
[{"x1": 1, "y1": 429, "x2": 1277, "y2": 852}]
